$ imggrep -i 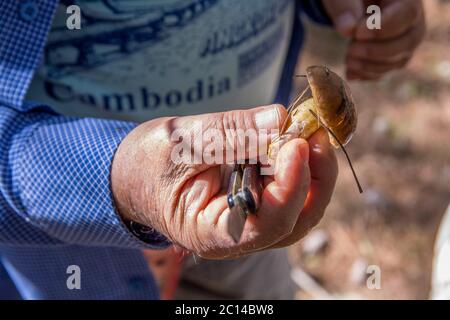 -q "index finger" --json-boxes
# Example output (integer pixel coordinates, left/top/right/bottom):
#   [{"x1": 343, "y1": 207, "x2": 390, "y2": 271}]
[
  {"x1": 355, "y1": 0, "x2": 423, "y2": 41},
  {"x1": 196, "y1": 138, "x2": 311, "y2": 259},
  {"x1": 270, "y1": 129, "x2": 338, "y2": 248},
  {"x1": 240, "y1": 138, "x2": 311, "y2": 249}
]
